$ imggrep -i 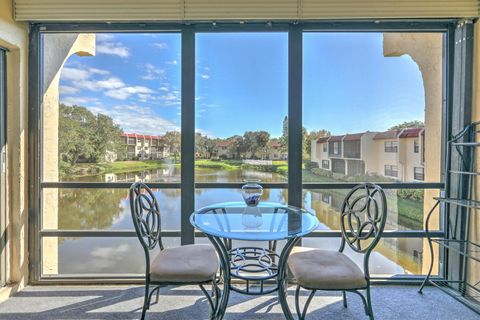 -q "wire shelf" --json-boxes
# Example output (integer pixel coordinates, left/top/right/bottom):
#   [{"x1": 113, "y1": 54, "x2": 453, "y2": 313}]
[
  {"x1": 432, "y1": 239, "x2": 480, "y2": 263},
  {"x1": 434, "y1": 197, "x2": 480, "y2": 210}
]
